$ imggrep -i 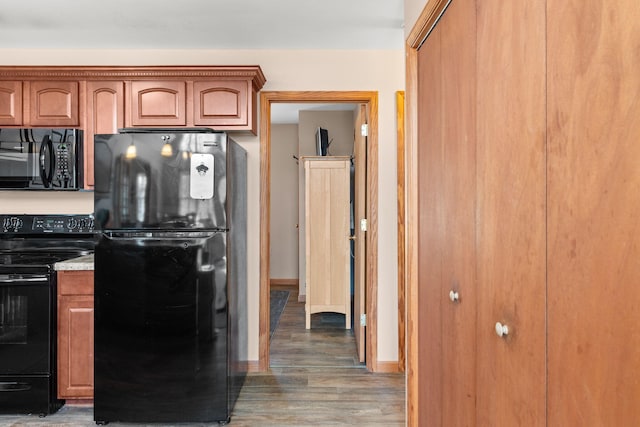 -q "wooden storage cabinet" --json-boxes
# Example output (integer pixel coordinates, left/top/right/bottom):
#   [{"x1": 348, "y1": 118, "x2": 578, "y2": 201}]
[
  {"x1": 0, "y1": 81, "x2": 23, "y2": 125},
  {"x1": 303, "y1": 157, "x2": 351, "y2": 330},
  {"x1": 193, "y1": 80, "x2": 251, "y2": 128},
  {"x1": 129, "y1": 81, "x2": 186, "y2": 126},
  {"x1": 0, "y1": 80, "x2": 80, "y2": 126},
  {"x1": 57, "y1": 270, "x2": 94, "y2": 400},
  {"x1": 29, "y1": 81, "x2": 80, "y2": 126},
  {"x1": 85, "y1": 81, "x2": 125, "y2": 189}
]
